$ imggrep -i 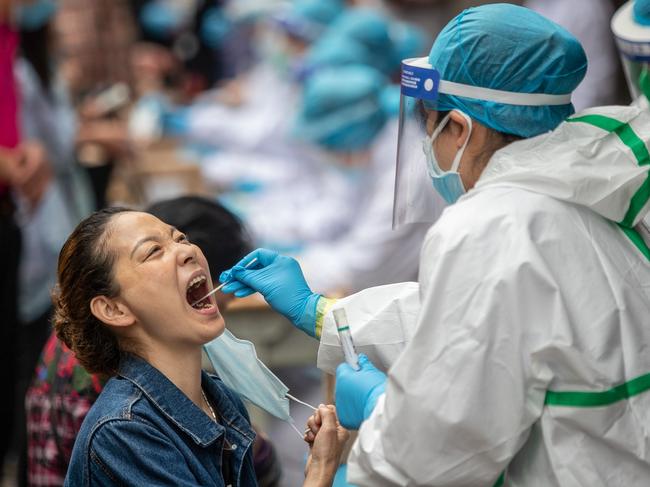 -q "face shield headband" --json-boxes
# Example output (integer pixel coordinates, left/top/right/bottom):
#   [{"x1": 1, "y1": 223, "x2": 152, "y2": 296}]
[{"x1": 393, "y1": 57, "x2": 572, "y2": 228}]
